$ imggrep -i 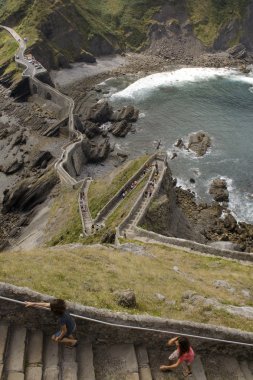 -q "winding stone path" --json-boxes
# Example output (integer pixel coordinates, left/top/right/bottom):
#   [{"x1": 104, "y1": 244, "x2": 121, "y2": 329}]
[{"x1": 0, "y1": 25, "x2": 83, "y2": 187}]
